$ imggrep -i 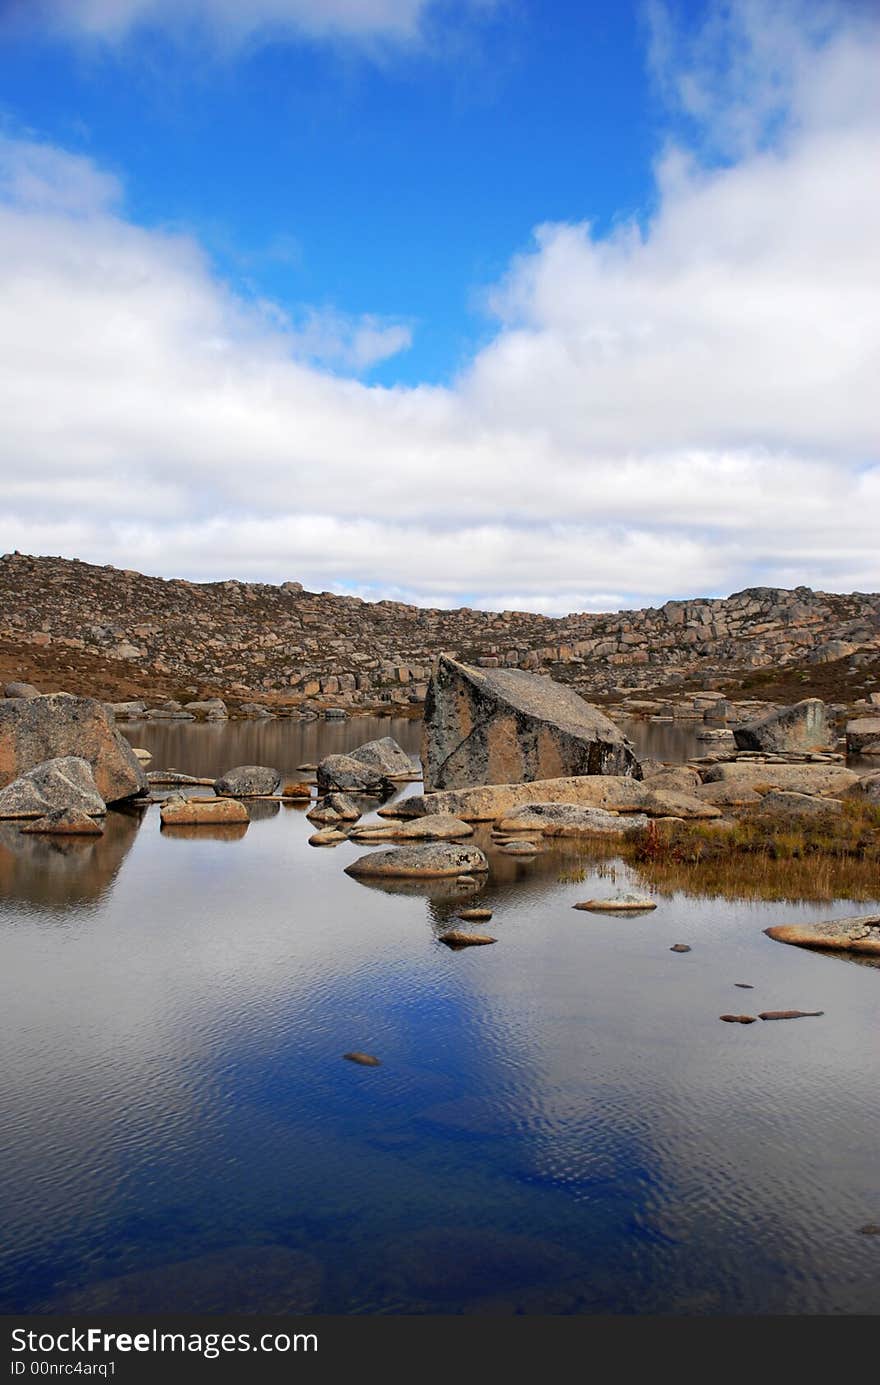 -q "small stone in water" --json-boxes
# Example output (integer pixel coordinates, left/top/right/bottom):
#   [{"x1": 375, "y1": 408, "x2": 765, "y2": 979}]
[
  {"x1": 734, "y1": 983, "x2": 754, "y2": 989},
  {"x1": 458, "y1": 908, "x2": 493, "y2": 921},
  {"x1": 857, "y1": 1223, "x2": 880, "y2": 1236},
  {"x1": 719, "y1": 1014, "x2": 757, "y2": 1024},
  {"x1": 343, "y1": 1052, "x2": 381, "y2": 1067},
  {"x1": 669, "y1": 944, "x2": 691, "y2": 953}
]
